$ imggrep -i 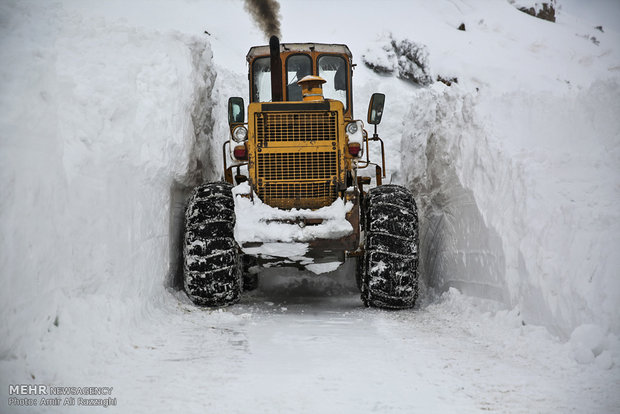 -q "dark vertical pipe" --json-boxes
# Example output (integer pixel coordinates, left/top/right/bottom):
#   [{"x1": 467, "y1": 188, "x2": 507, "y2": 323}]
[{"x1": 269, "y1": 35, "x2": 283, "y2": 102}]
